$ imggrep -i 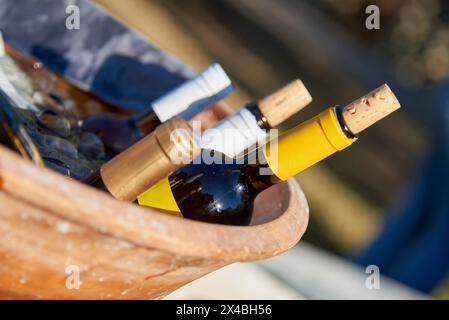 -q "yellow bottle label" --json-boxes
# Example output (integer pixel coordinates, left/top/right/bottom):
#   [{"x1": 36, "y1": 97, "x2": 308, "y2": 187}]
[
  {"x1": 138, "y1": 108, "x2": 355, "y2": 214},
  {"x1": 264, "y1": 107, "x2": 356, "y2": 180},
  {"x1": 137, "y1": 176, "x2": 182, "y2": 216}
]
